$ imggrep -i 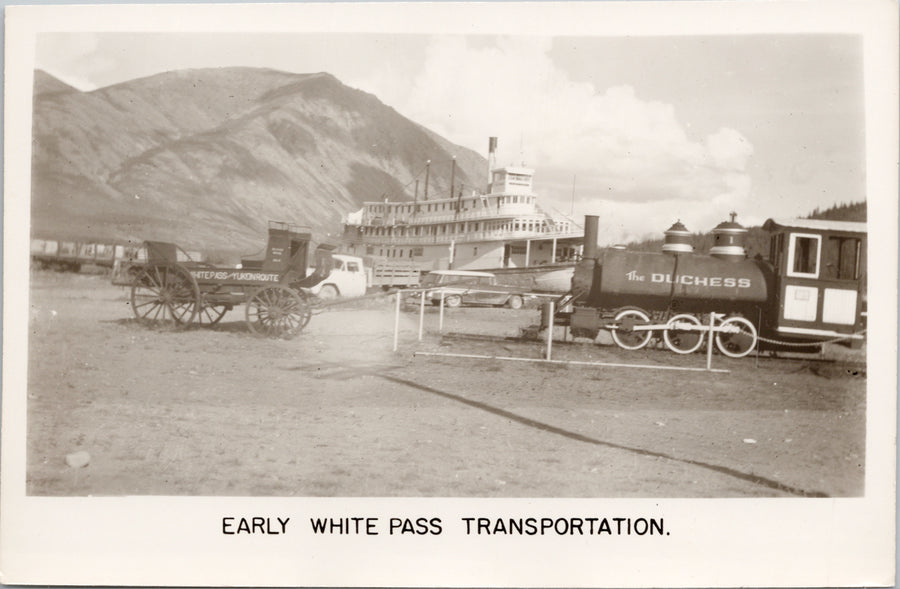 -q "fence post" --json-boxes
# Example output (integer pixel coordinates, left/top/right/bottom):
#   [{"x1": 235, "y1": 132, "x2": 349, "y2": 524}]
[
  {"x1": 418, "y1": 290, "x2": 425, "y2": 341},
  {"x1": 546, "y1": 301, "x2": 555, "y2": 360},
  {"x1": 393, "y1": 291, "x2": 401, "y2": 352},
  {"x1": 439, "y1": 289, "x2": 445, "y2": 332},
  {"x1": 756, "y1": 308, "x2": 762, "y2": 369},
  {"x1": 706, "y1": 312, "x2": 716, "y2": 371}
]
